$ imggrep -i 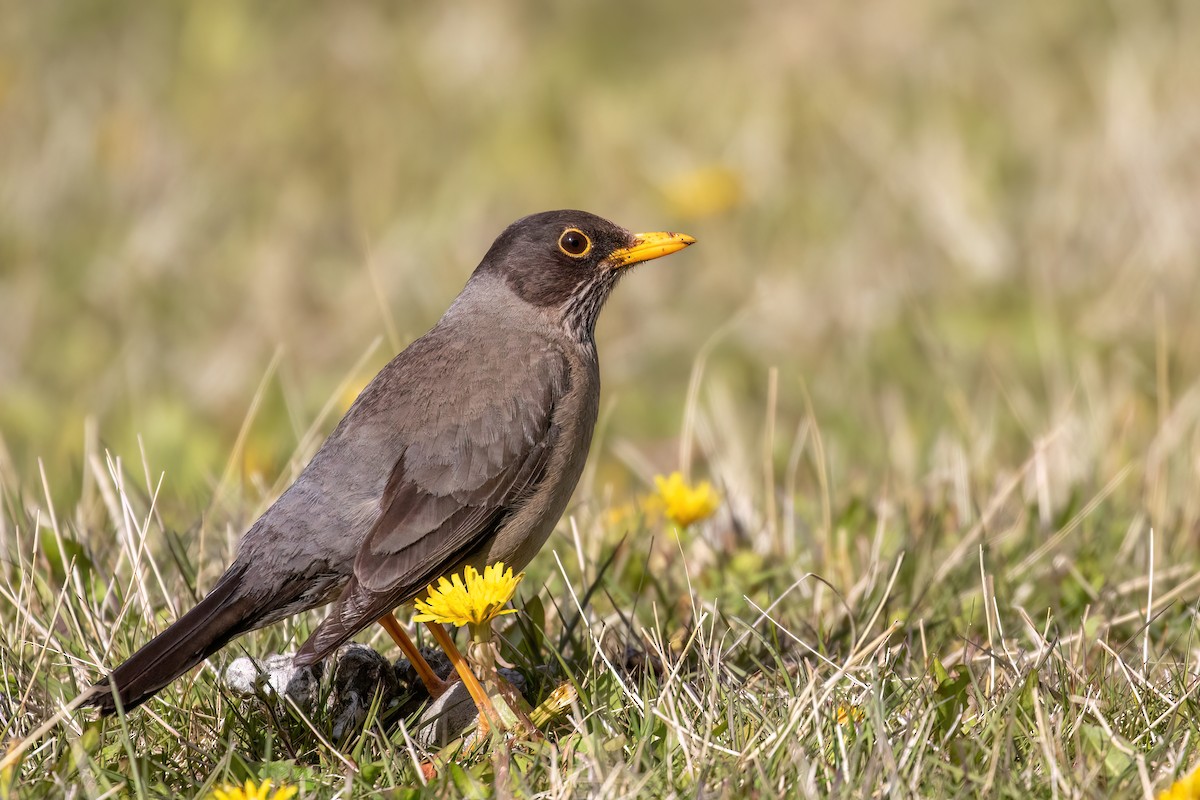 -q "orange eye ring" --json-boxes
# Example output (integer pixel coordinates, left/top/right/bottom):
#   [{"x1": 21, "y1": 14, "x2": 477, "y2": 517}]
[{"x1": 558, "y1": 228, "x2": 592, "y2": 258}]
